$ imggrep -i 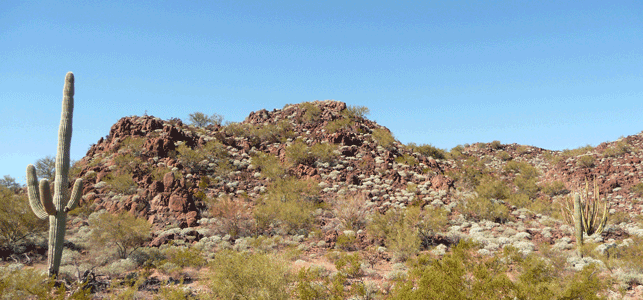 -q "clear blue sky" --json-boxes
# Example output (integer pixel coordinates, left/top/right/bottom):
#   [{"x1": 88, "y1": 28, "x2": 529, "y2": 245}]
[{"x1": 1, "y1": 1, "x2": 642, "y2": 183}]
